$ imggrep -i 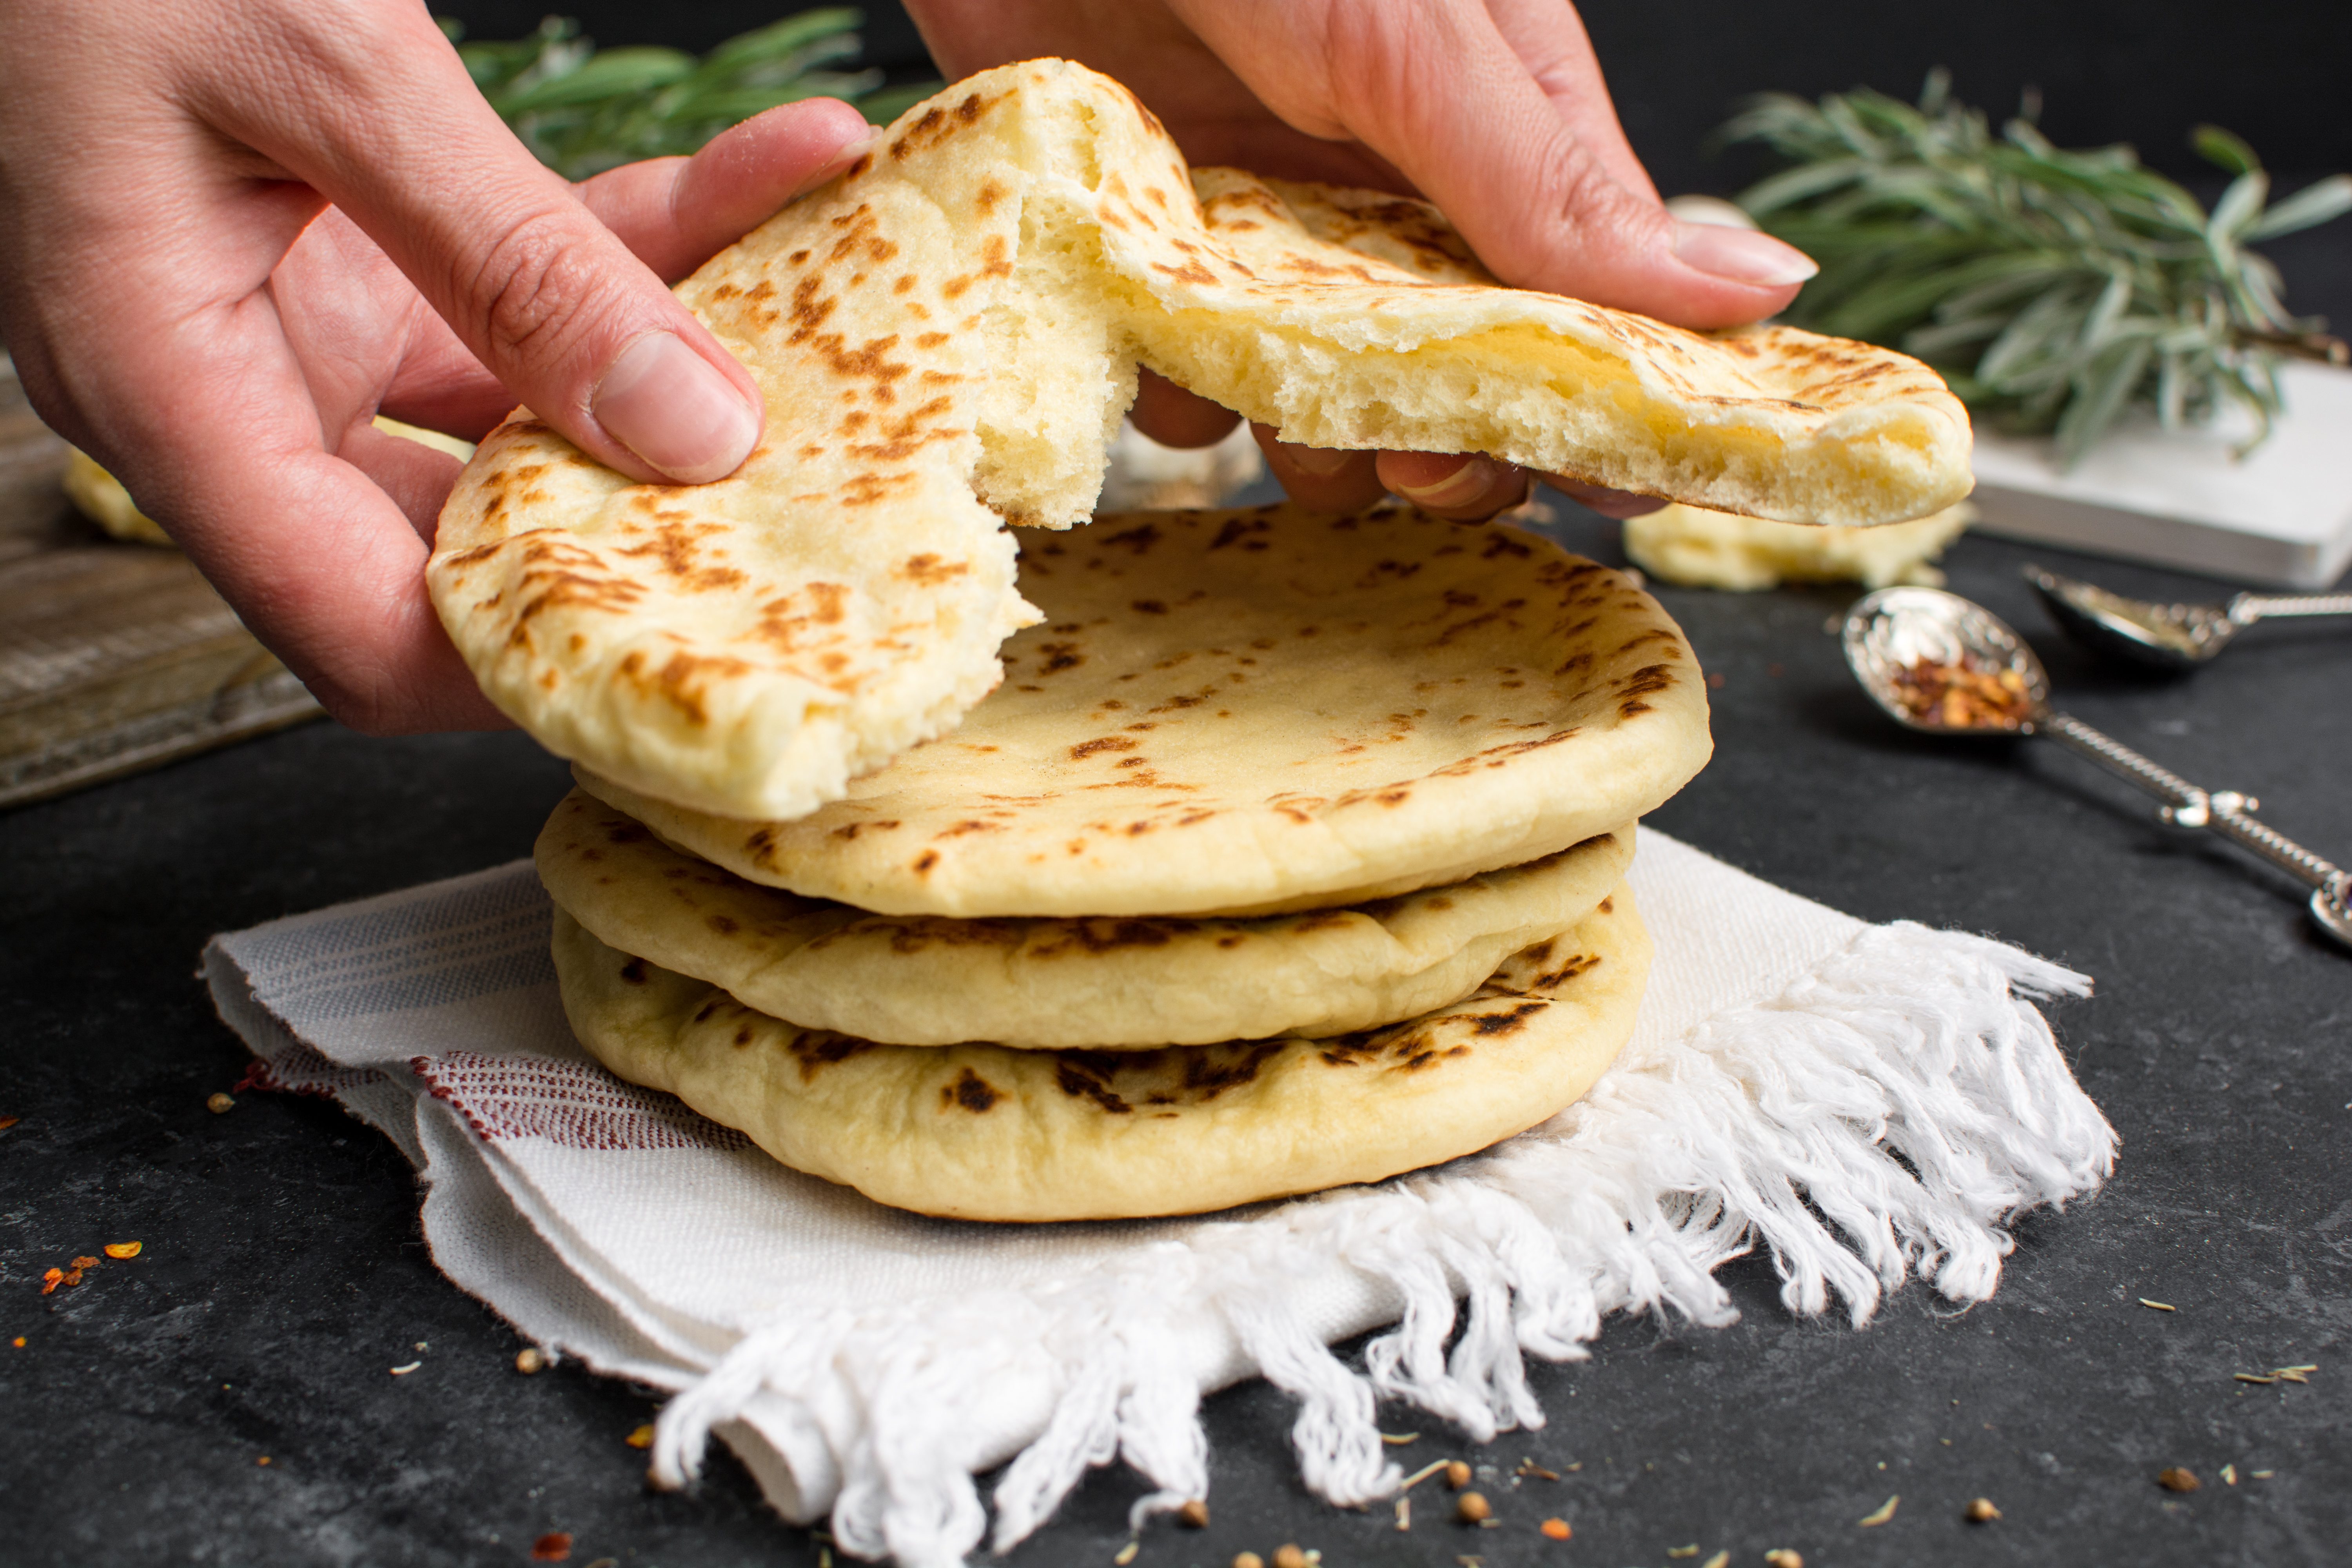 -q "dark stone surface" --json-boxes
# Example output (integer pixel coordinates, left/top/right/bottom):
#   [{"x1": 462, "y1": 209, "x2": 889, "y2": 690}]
[{"x1": 3, "y1": 522, "x2": 2346, "y2": 1566}]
